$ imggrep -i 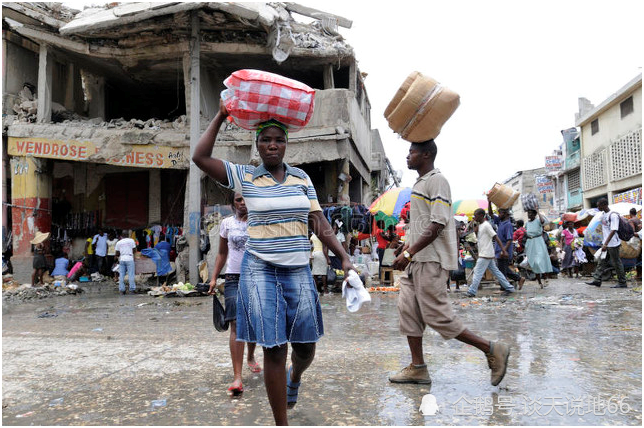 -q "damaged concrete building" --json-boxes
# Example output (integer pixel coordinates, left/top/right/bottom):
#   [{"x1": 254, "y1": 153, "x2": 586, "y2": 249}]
[{"x1": 2, "y1": 2, "x2": 394, "y2": 283}]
